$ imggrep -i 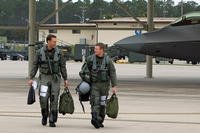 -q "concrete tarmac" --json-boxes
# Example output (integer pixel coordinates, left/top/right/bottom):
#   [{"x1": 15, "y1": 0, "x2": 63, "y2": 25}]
[{"x1": 0, "y1": 61, "x2": 200, "y2": 133}]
